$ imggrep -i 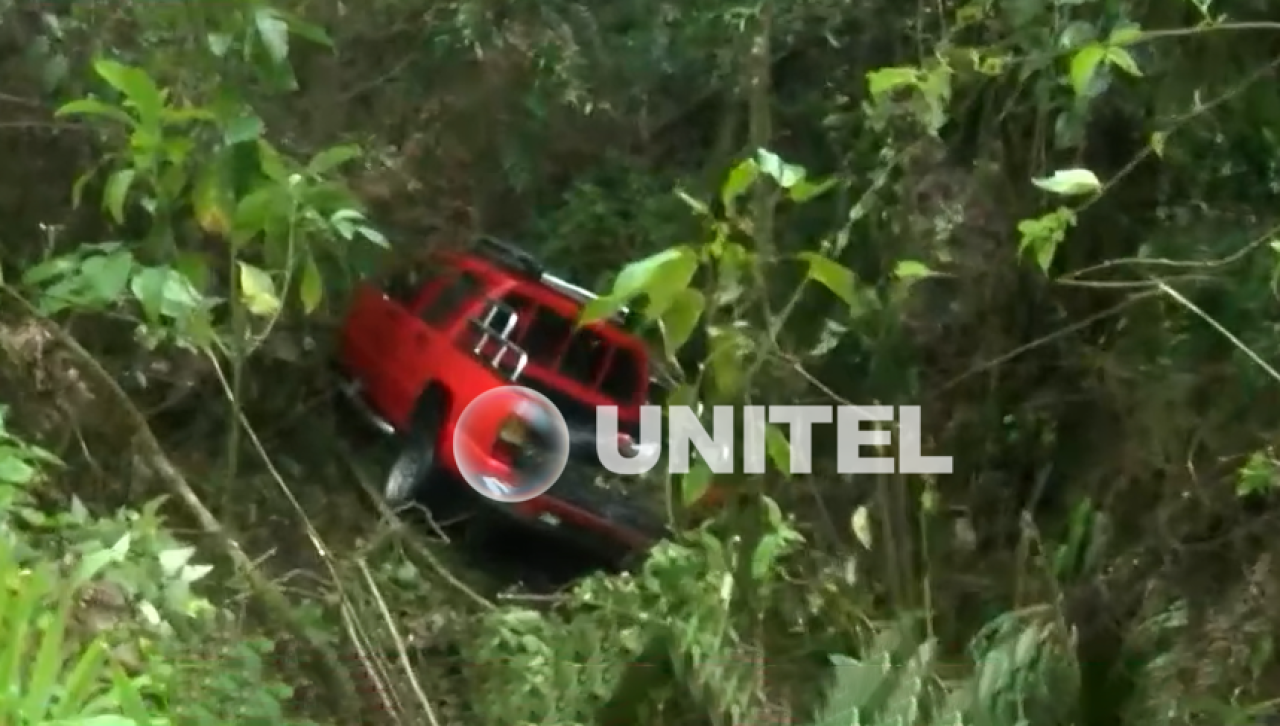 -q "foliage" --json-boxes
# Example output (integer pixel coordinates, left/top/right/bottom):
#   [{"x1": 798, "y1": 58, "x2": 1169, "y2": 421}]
[{"x1": 3, "y1": 0, "x2": 1280, "y2": 723}]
